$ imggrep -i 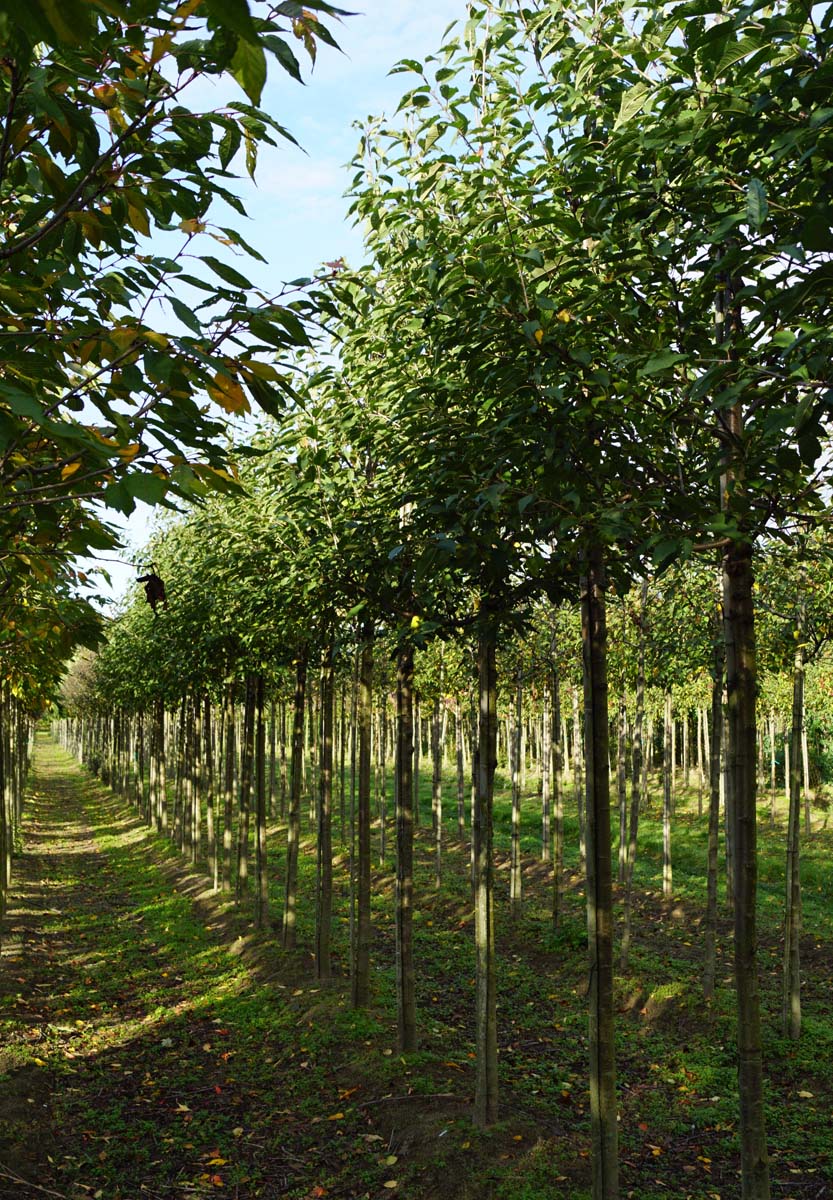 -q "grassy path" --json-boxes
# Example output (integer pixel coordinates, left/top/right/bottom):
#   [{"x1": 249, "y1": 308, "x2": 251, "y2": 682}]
[{"x1": 0, "y1": 736, "x2": 416, "y2": 1200}]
